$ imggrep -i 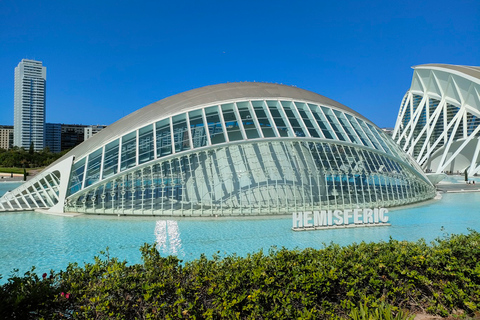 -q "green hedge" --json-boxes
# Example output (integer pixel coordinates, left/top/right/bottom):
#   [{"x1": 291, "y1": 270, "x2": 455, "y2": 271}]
[
  {"x1": 0, "y1": 167, "x2": 27, "y2": 174},
  {"x1": 1, "y1": 230, "x2": 480, "y2": 319}
]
